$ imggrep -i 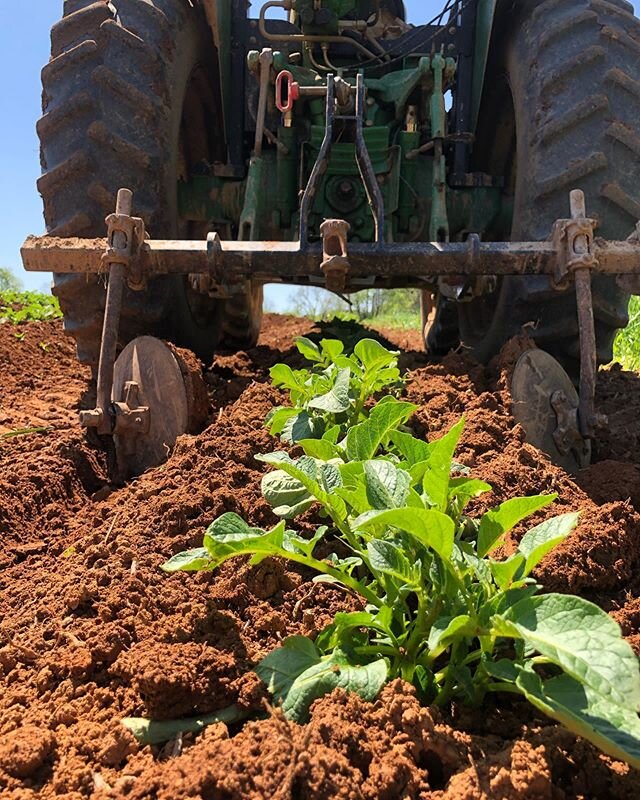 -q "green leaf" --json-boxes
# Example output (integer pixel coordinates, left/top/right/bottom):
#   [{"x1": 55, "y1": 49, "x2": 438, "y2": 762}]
[
  {"x1": 493, "y1": 593, "x2": 640, "y2": 709},
  {"x1": 282, "y1": 411, "x2": 325, "y2": 444},
  {"x1": 346, "y1": 399, "x2": 417, "y2": 461},
  {"x1": 266, "y1": 407, "x2": 298, "y2": 436},
  {"x1": 354, "y1": 507, "x2": 455, "y2": 562},
  {"x1": 281, "y1": 649, "x2": 389, "y2": 723},
  {"x1": 427, "y1": 615, "x2": 474, "y2": 659},
  {"x1": 363, "y1": 461, "x2": 411, "y2": 510},
  {"x1": 477, "y1": 494, "x2": 557, "y2": 558},
  {"x1": 262, "y1": 470, "x2": 310, "y2": 509},
  {"x1": 270, "y1": 363, "x2": 304, "y2": 391},
  {"x1": 517, "y1": 512, "x2": 579, "y2": 576},
  {"x1": 389, "y1": 430, "x2": 434, "y2": 467},
  {"x1": 367, "y1": 539, "x2": 419, "y2": 587},
  {"x1": 317, "y1": 610, "x2": 394, "y2": 652},
  {"x1": 354, "y1": 338, "x2": 397, "y2": 371},
  {"x1": 182, "y1": 513, "x2": 290, "y2": 569},
  {"x1": 122, "y1": 705, "x2": 248, "y2": 746},
  {"x1": 298, "y1": 438, "x2": 340, "y2": 460},
  {"x1": 320, "y1": 339, "x2": 345, "y2": 362},
  {"x1": 515, "y1": 668, "x2": 640, "y2": 771},
  {"x1": 255, "y1": 636, "x2": 321, "y2": 699},
  {"x1": 489, "y1": 554, "x2": 527, "y2": 590},
  {"x1": 308, "y1": 367, "x2": 352, "y2": 414},
  {"x1": 421, "y1": 419, "x2": 465, "y2": 512},
  {"x1": 161, "y1": 548, "x2": 213, "y2": 573},
  {"x1": 448, "y1": 478, "x2": 492, "y2": 510},
  {"x1": 295, "y1": 336, "x2": 323, "y2": 363}
]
